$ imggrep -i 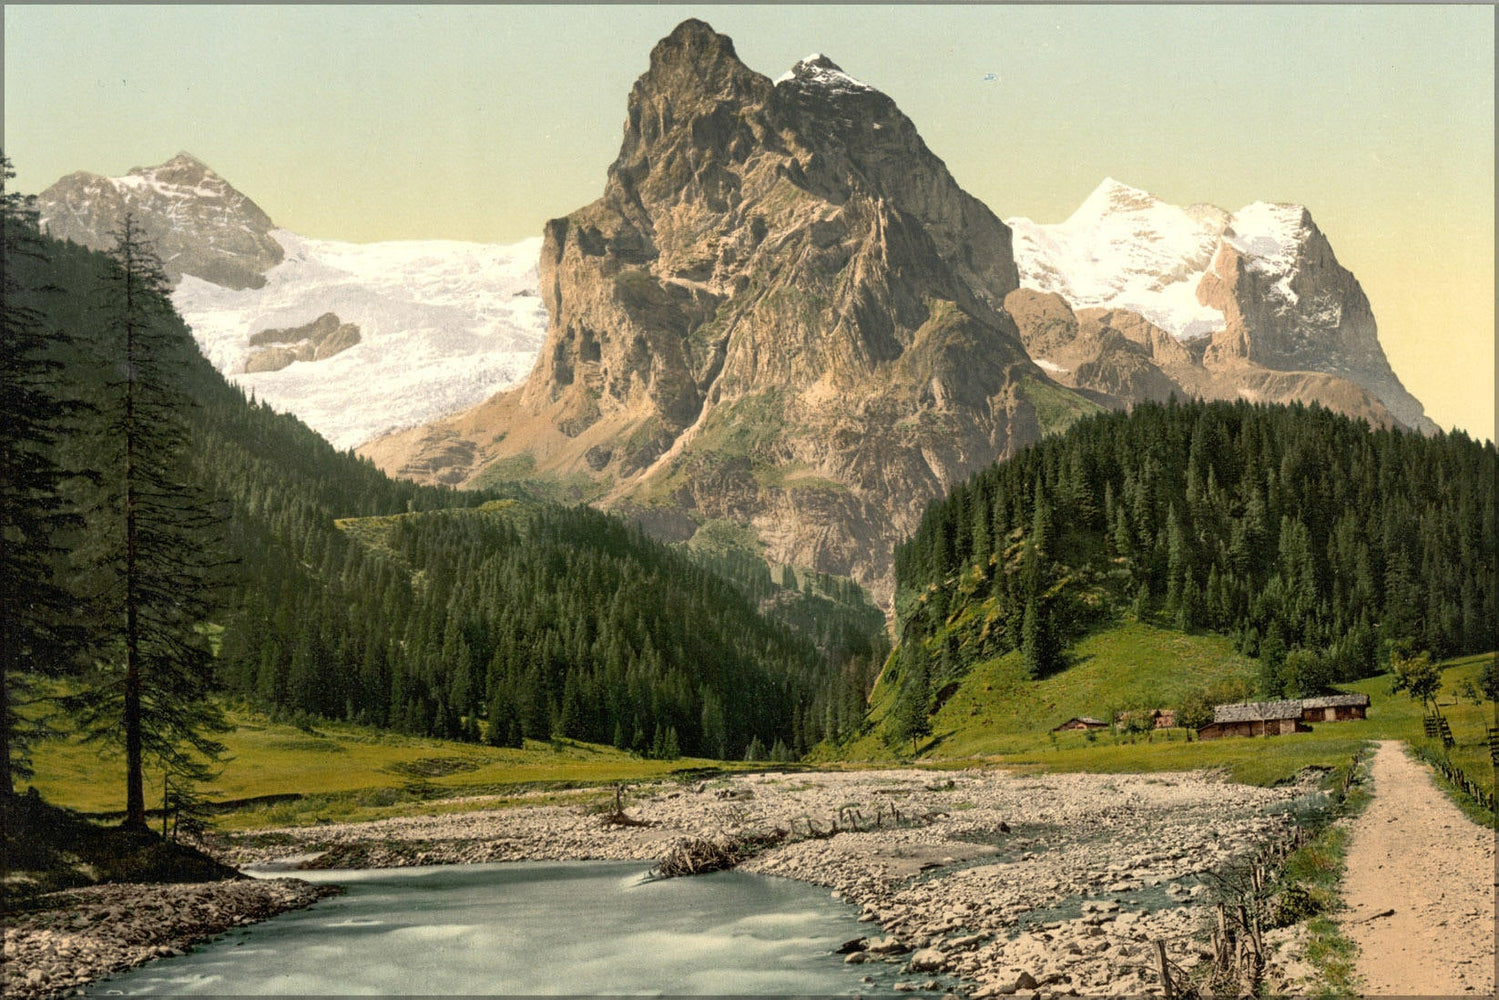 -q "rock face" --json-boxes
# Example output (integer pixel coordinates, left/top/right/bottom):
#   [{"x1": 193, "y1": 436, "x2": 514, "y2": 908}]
[
  {"x1": 1008, "y1": 179, "x2": 1438, "y2": 433},
  {"x1": 362, "y1": 20, "x2": 1094, "y2": 601},
  {"x1": 37, "y1": 153, "x2": 283, "y2": 289},
  {"x1": 244, "y1": 312, "x2": 362, "y2": 373}
]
